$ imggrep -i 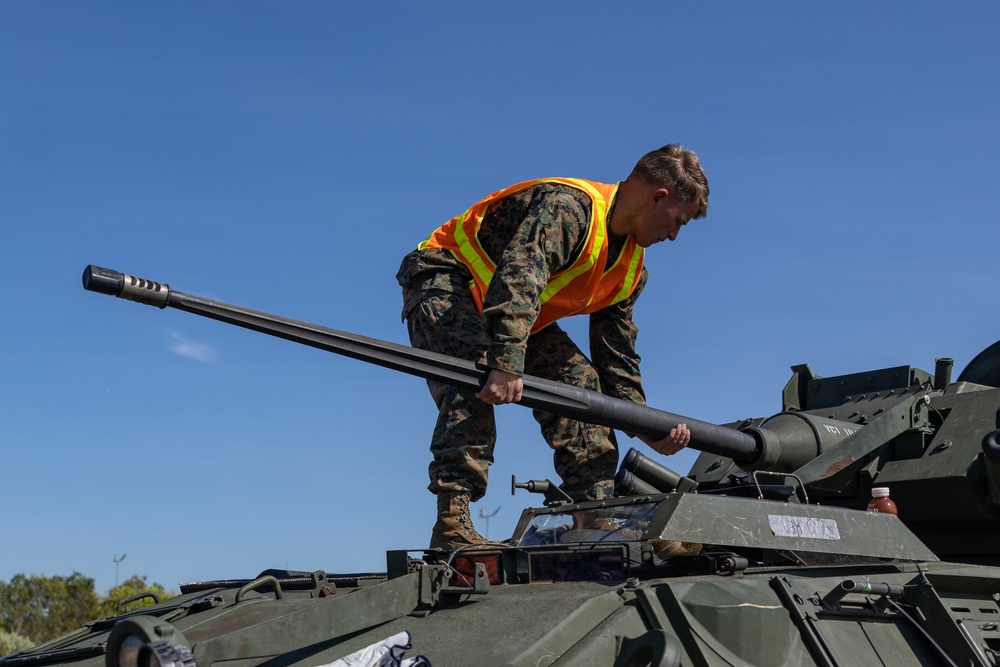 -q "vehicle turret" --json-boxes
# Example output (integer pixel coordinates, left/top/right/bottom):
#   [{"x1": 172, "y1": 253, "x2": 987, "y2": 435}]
[{"x1": 685, "y1": 349, "x2": 1000, "y2": 564}]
